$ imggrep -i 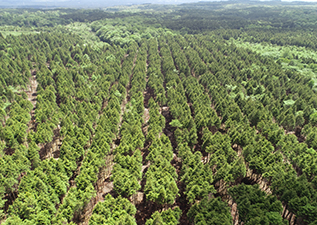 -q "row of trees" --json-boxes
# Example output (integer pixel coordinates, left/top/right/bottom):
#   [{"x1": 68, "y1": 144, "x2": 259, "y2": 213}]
[
  {"x1": 146, "y1": 38, "x2": 166, "y2": 106},
  {"x1": 111, "y1": 96, "x2": 144, "y2": 197}
]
